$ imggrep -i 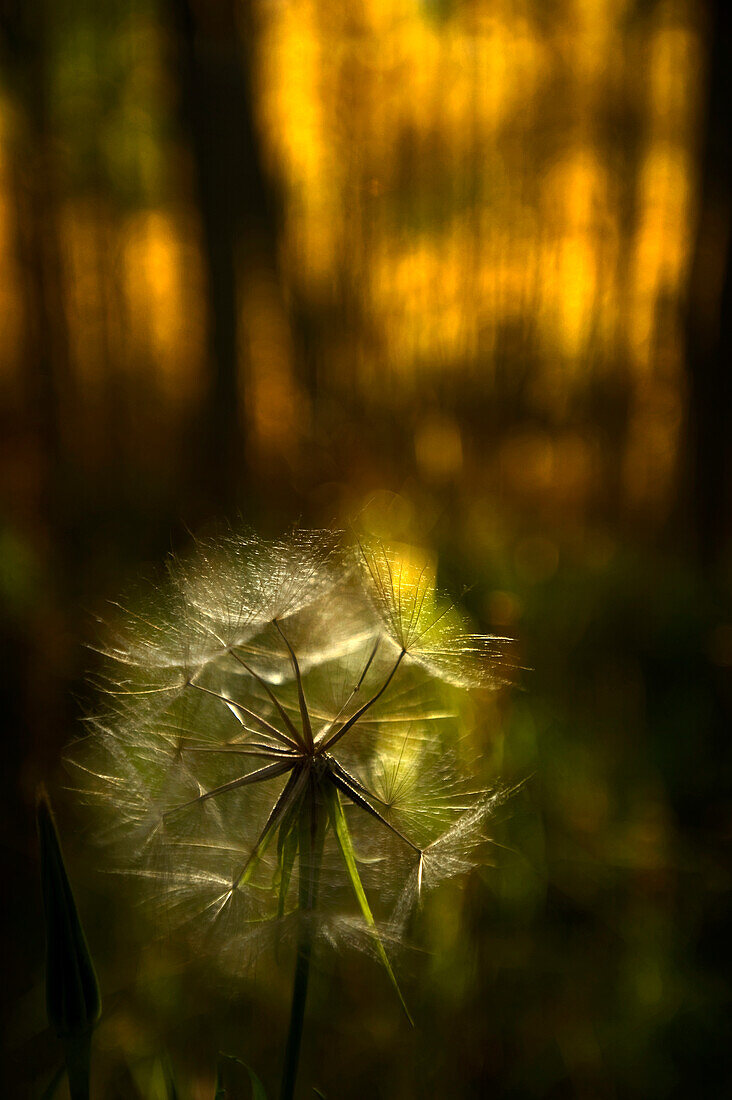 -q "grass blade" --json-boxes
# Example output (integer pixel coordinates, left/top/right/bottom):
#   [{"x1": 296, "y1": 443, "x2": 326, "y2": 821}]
[
  {"x1": 276, "y1": 816, "x2": 300, "y2": 918},
  {"x1": 216, "y1": 1053, "x2": 268, "y2": 1099},
  {"x1": 37, "y1": 789, "x2": 101, "y2": 1100},
  {"x1": 325, "y1": 785, "x2": 413, "y2": 1025}
]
